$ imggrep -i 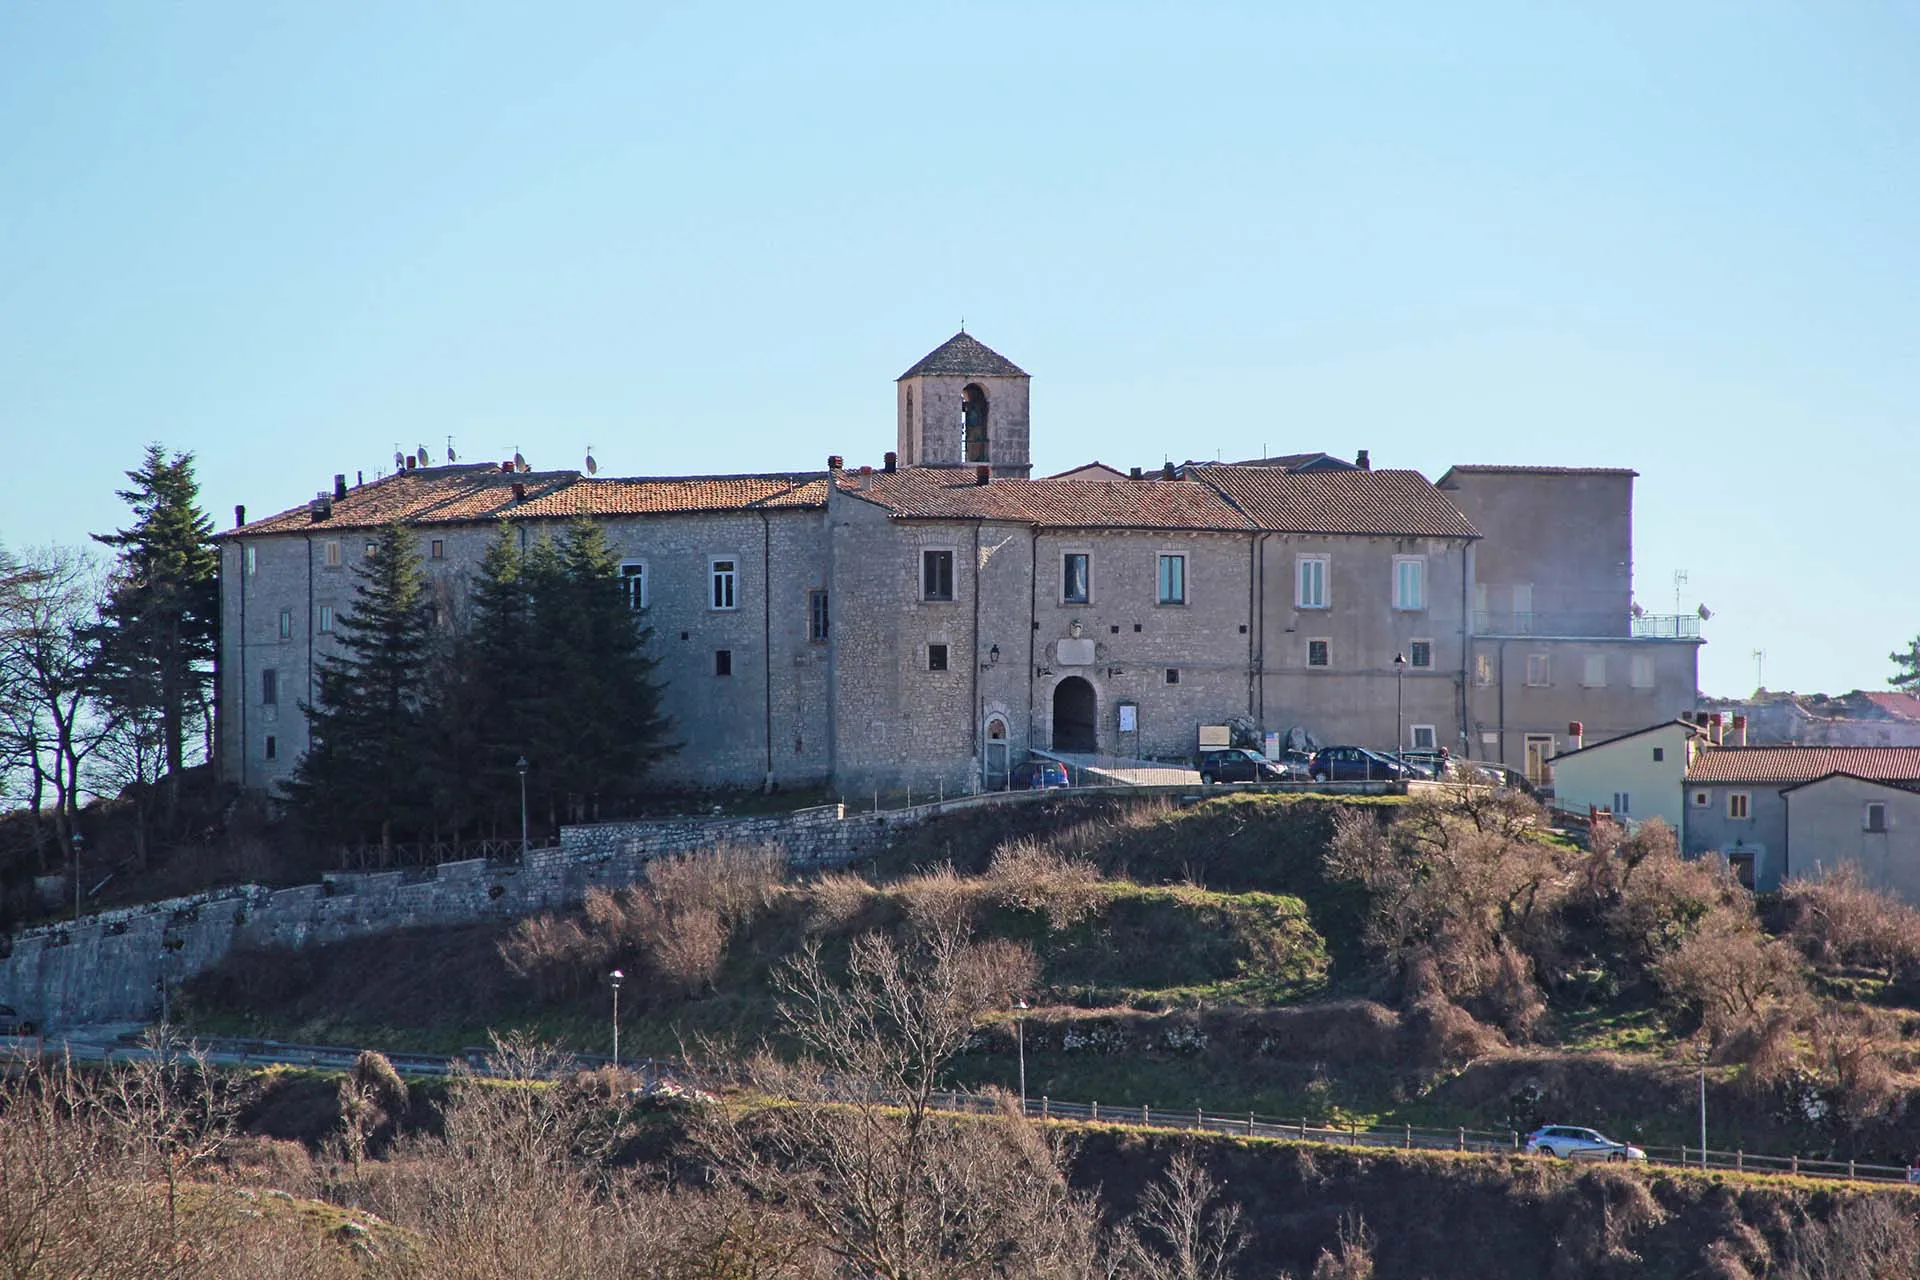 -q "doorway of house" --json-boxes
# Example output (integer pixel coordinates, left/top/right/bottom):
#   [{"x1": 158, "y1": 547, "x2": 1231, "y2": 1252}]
[
  {"x1": 1524, "y1": 733, "x2": 1555, "y2": 786},
  {"x1": 1052, "y1": 677, "x2": 1097, "y2": 752},
  {"x1": 984, "y1": 717, "x2": 1009, "y2": 790}
]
